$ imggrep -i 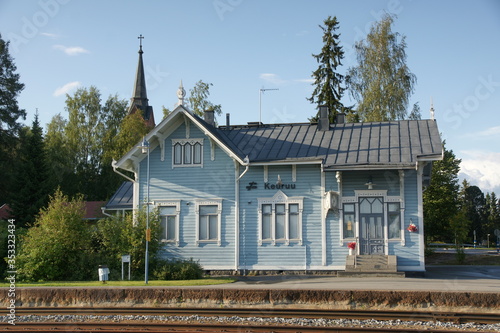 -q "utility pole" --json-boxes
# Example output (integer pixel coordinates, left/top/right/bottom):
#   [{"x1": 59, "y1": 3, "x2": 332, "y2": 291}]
[{"x1": 259, "y1": 88, "x2": 278, "y2": 124}]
